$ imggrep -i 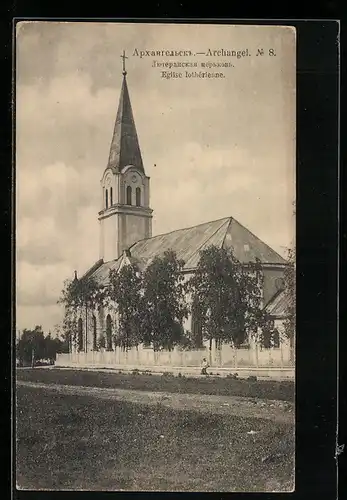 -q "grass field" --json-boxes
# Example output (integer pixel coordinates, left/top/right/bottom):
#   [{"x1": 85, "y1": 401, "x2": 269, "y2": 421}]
[
  {"x1": 16, "y1": 385, "x2": 294, "y2": 492},
  {"x1": 16, "y1": 368, "x2": 295, "y2": 402}
]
